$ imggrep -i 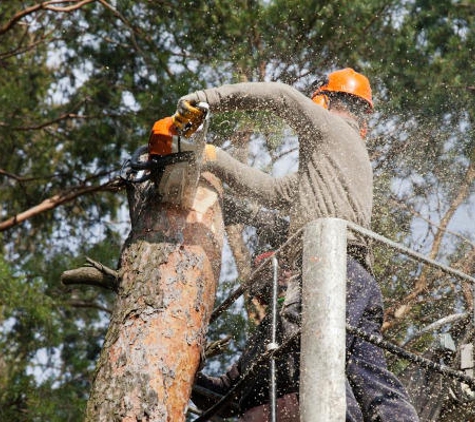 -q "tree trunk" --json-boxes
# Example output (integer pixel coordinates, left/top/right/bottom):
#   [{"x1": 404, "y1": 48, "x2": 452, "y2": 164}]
[{"x1": 85, "y1": 172, "x2": 223, "y2": 422}]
